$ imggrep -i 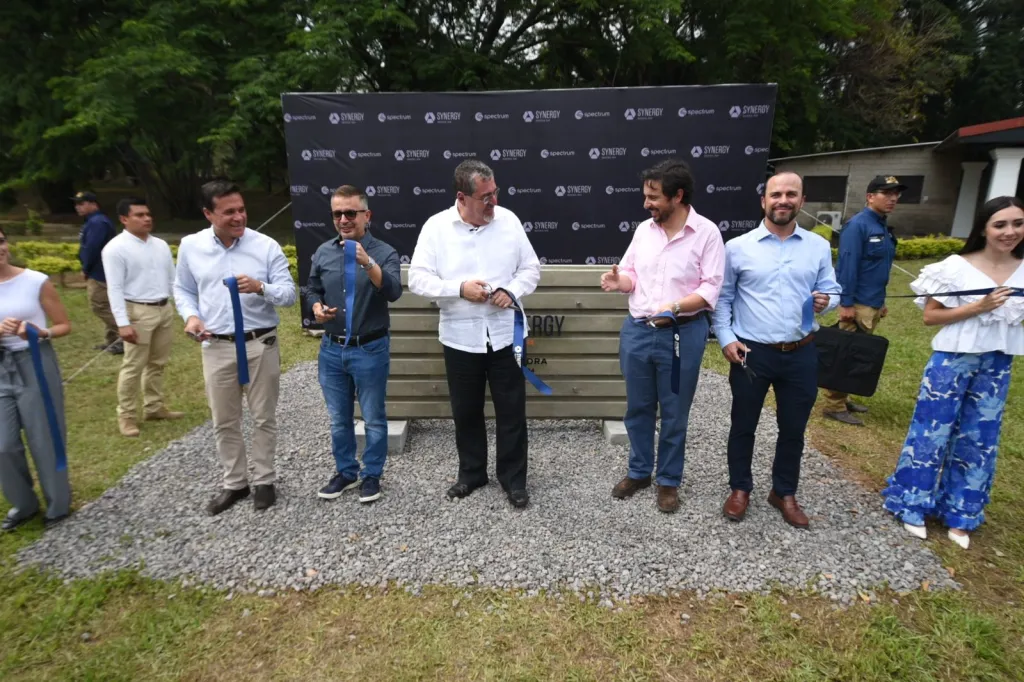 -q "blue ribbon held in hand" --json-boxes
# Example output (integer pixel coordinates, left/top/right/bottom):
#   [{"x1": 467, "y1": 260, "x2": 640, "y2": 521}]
[
  {"x1": 342, "y1": 239, "x2": 357, "y2": 346},
  {"x1": 494, "y1": 288, "x2": 553, "y2": 395},
  {"x1": 637, "y1": 311, "x2": 681, "y2": 395},
  {"x1": 25, "y1": 325, "x2": 67, "y2": 471},
  {"x1": 801, "y1": 290, "x2": 844, "y2": 335},
  {"x1": 222, "y1": 276, "x2": 250, "y2": 386}
]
